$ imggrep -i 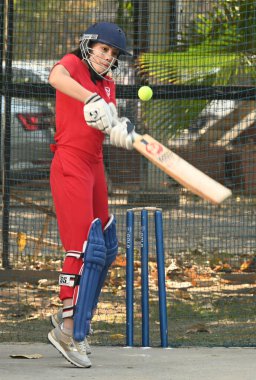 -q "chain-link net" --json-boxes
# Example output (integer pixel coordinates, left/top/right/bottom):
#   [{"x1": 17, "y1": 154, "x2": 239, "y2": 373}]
[{"x1": 1, "y1": 0, "x2": 256, "y2": 347}]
